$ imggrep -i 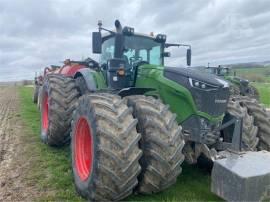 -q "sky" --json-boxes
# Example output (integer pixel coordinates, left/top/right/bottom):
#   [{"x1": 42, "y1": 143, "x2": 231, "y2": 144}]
[{"x1": 0, "y1": 0, "x2": 270, "y2": 81}]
